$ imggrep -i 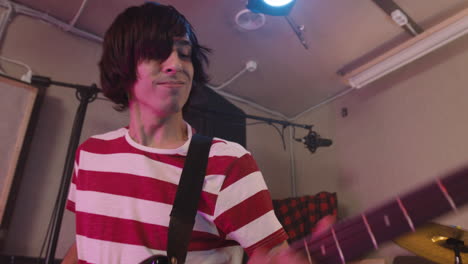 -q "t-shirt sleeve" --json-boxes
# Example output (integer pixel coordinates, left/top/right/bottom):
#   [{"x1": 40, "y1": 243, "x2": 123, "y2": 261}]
[
  {"x1": 66, "y1": 149, "x2": 81, "y2": 213},
  {"x1": 213, "y1": 152, "x2": 288, "y2": 256}
]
